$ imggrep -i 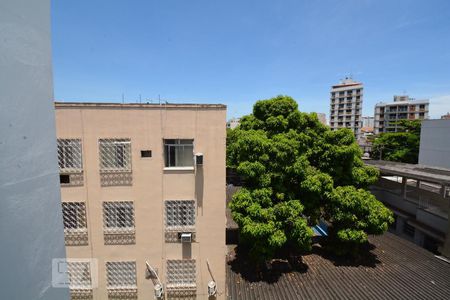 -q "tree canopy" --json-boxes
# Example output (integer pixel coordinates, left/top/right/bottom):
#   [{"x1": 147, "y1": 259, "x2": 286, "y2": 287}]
[
  {"x1": 228, "y1": 95, "x2": 393, "y2": 262},
  {"x1": 371, "y1": 120, "x2": 421, "y2": 163}
]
